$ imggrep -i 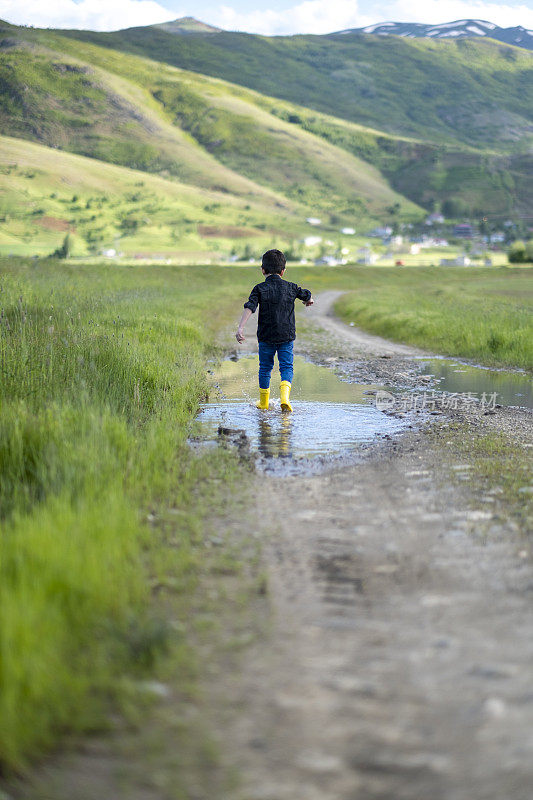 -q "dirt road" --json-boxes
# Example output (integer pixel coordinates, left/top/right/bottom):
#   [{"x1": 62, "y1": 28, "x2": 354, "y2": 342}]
[
  {"x1": 216, "y1": 294, "x2": 533, "y2": 800},
  {"x1": 305, "y1": 290, "x2": 430, "y2": 357}
]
